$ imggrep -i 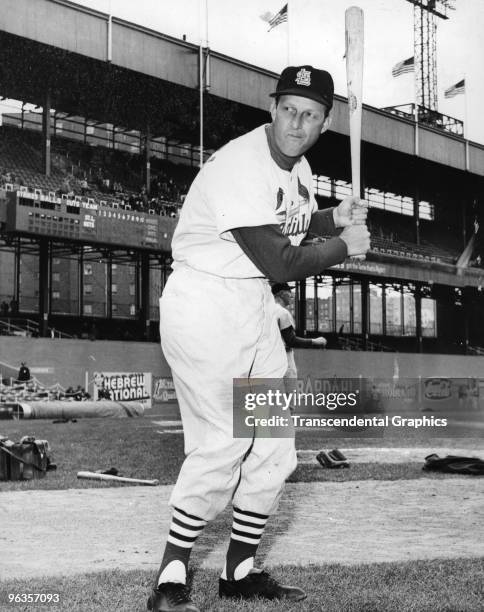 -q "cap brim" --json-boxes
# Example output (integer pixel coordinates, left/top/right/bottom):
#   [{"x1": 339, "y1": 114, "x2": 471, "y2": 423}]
[{"x1": 269, "y1": 88, "x2": 332, "y2": 108}]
